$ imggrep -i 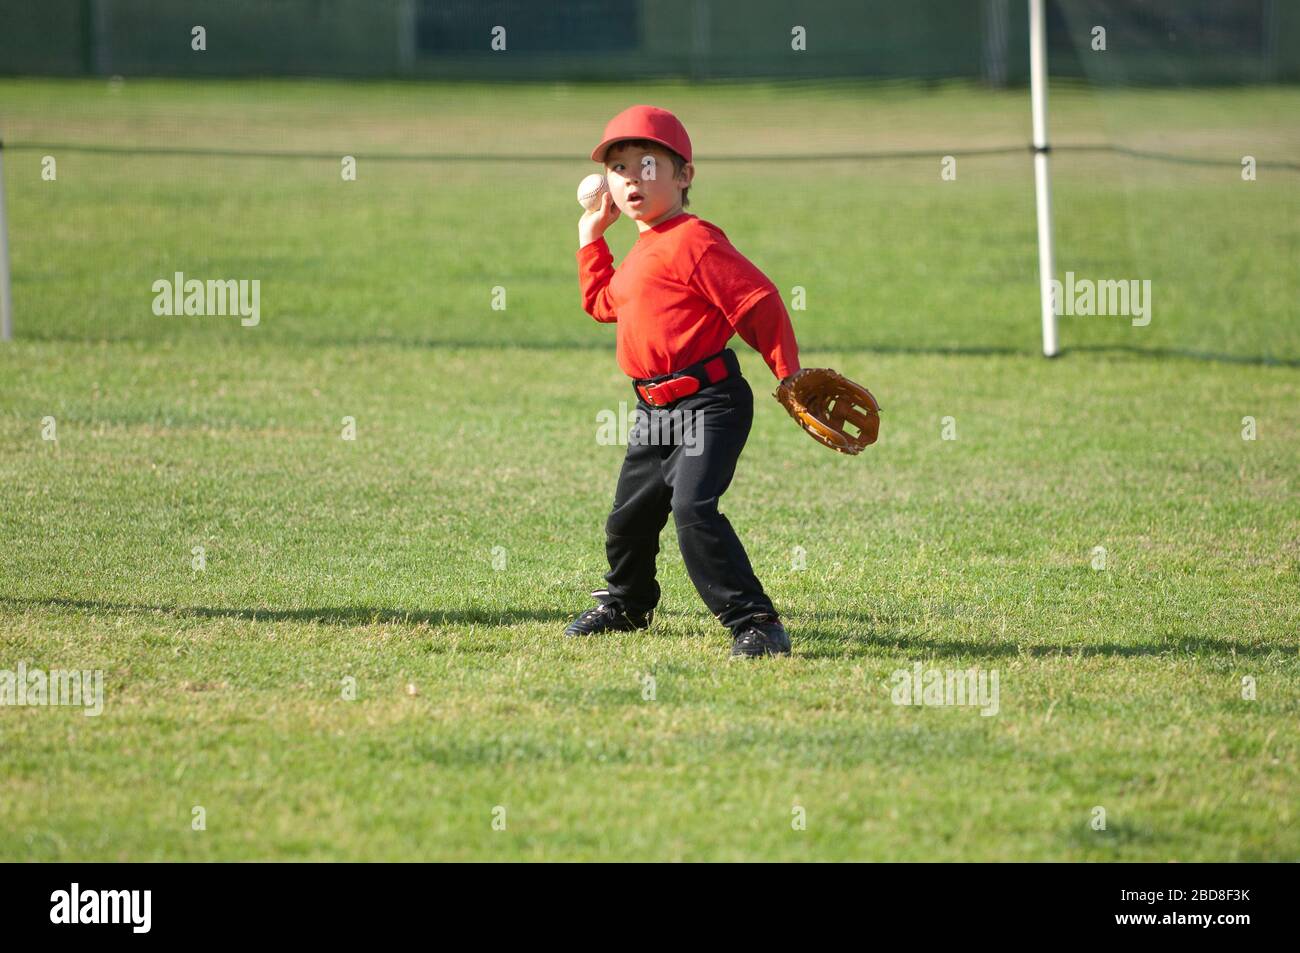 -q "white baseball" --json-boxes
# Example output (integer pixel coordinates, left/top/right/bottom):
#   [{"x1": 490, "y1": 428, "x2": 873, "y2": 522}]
[{"x1": 577, "y1": 173, "x2": 608, "y2": 211}]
